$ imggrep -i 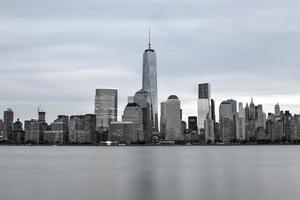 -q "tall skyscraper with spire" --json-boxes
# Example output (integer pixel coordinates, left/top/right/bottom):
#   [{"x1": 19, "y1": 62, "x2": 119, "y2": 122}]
[{"x1": 142, "y1": 29, "x2": 158, "y2": 131}]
